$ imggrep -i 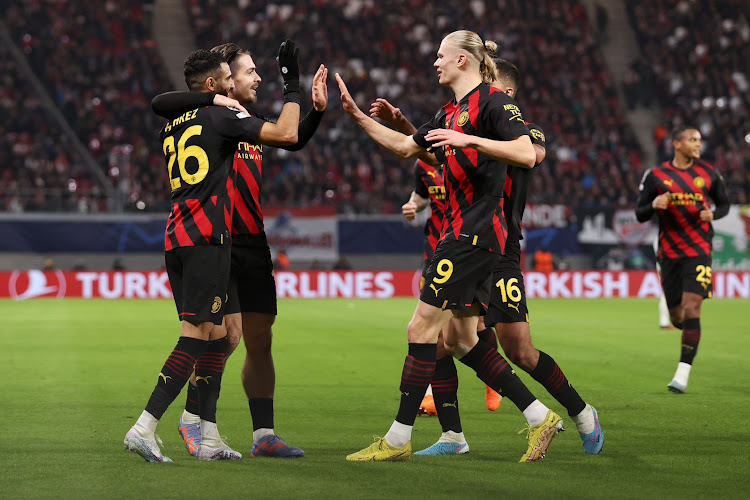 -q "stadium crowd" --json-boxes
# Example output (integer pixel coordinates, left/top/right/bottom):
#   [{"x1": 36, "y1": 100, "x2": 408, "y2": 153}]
[
  {"x1": 627, "y1": 0, "x2": 750, "y2": 204},
  {"x1": 185, "y1": 0, "x2": 643, "y2": 215},
  {"x1": 0, "y1": 42, "x2": 102, "y2": 212},
  {"x1": 3, "y1": 0, "x2": 172, "y2": 212},
  {"x1": 8, "y1": 0, "x2": 748, "y2": 215}
]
